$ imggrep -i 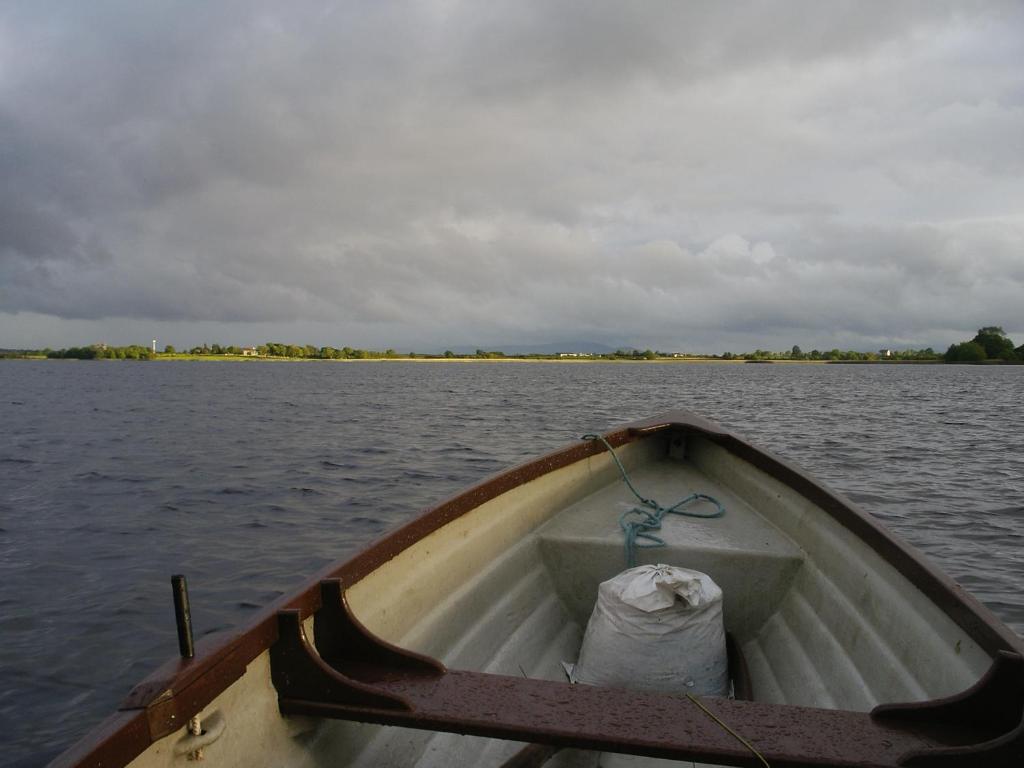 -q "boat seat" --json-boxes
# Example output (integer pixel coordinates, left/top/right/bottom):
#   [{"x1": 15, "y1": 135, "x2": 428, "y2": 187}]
[{"x1": 535, "y1": 457, "x2": 805, "y2": 641}]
